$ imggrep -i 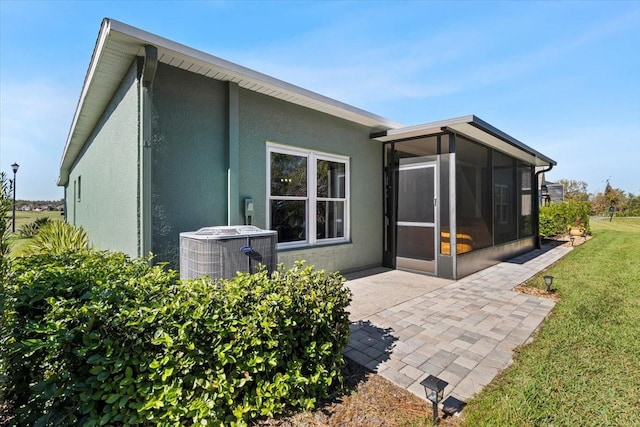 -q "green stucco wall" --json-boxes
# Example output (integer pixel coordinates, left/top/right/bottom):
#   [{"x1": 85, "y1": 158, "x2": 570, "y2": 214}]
[
  {"x1": 65, "y1": 63, "x2": 140, "y2": 256},
  {"x1": 65, "y1": 60, "x2": 384, "y2": 274},
  {"x1": 151, "y1": 64, "x2": 228, "y2": 265},
  {"x1": 237, "y1": 88, "x2": 383, "y2": 273},
  {"x1": 111, "y1": 62, "x2": 385, "y2": 273}
]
